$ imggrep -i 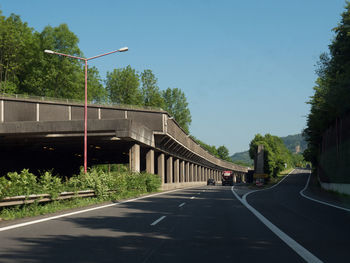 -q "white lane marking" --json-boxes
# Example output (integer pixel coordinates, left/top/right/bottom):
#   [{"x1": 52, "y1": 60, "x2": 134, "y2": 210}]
[
  {"x1": 0, "y1": 187, "x2": 199, "y2": 233},
  {"x1": 178, "y1": 202, "x2": 186, "y2": 207},
  {"x1": 231, "y1": 169, "x2": 323, "y2": 263},
  {"x1": 231, "y1": 187, "x2": 322, "y2": 263},
  {"x1": 300, "y1": 171, "x2": 350, "y2": 212},
  {"x1": 190, "y1": 196, "x2": 195, "y2": 199},
  {"x1": 150, "y1": 216, "x2": 166, "y2": 226}
]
